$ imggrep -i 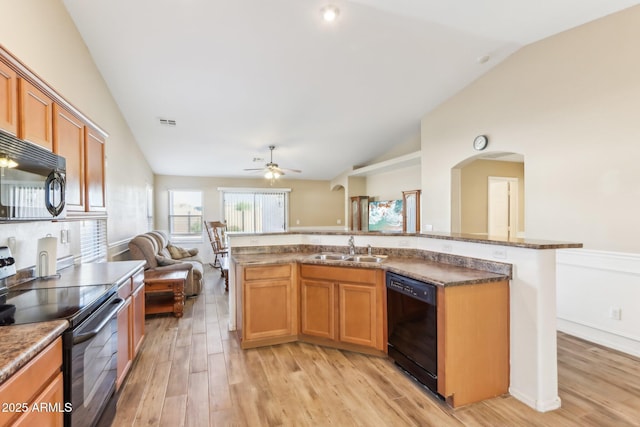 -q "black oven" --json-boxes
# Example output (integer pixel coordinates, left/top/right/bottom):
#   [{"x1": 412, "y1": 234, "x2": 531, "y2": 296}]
[
  {"x1": 386, "y1": 272, "x2": 439, "y2": 395},
  {"x1": 0, "y1": 129, "x2": 66, "y2": 220},
  {"x1": 1, "y1": 274, "x2": 123, "y2": 427},
  {"x1": 63, "y1": 292, "x2": 123, "y2": 427}
]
